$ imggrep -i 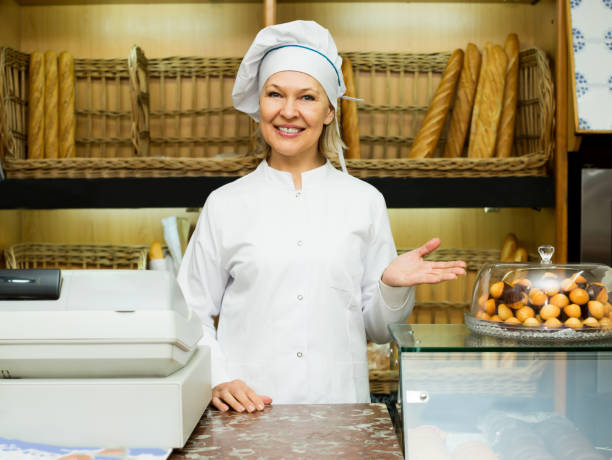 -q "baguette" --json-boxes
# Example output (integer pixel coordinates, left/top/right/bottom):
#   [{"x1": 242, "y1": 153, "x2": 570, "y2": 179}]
[
  {"x1": 495, "y1": 33, "x2": 519, "y2": 157},
  {"x1": 341, "y1": 55, "x2": 361, "y2": 159},
  {"x1": 58, "y1": 51, "x2": 75, "y2": 158},
  {"x1": 467, "y1": 43, "x2": 508, "y2": 158},
  {"x1": 443, "y1": 43, "x2": 481, "y2": 157},
  {"x1": 44, "y1": 50, "x2": 59, "y2": 159},
  {"x1": 27, "y1": 51, "x2": 45, "y2": 159},
  {"x1": 409, "y1": 49, "x2": 463, "y2": 158},
  {"x1": 500, "y1": 233, "x2": 518, "y2": 262}
]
